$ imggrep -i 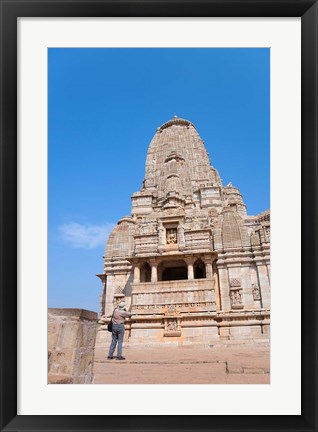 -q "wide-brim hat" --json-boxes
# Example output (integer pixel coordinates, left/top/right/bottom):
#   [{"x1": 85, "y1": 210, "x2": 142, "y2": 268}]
[{"x1": 118, "y1": 301, "x2": 126, "y2": 309}]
